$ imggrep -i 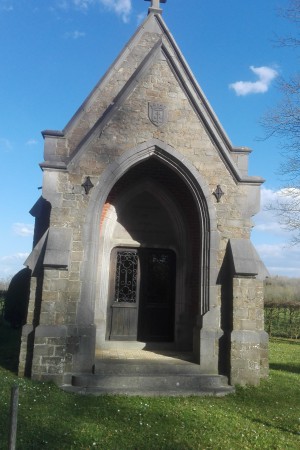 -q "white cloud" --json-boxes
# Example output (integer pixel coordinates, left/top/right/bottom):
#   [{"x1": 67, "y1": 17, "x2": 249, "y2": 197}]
[
  {"x1": 0, "y1": 253, "x2": 29, "y2": 279},
  {"x1": 279, "y1": 187, "x2": 300, "y2": 199},
  {"x1": 229, "y1": 66, "x2": 278, "y2": 96},
  {"x1": 73, "y1": 0, "x2": 93, "y2": 10},
  {"x1": 100, "y1": 0, "x2": 131, "y2": 23},
  {"x1": 252, "y1": 187, "x2": 300, "y2": 277},
  {"x1": 261, "y1": 186, "x2": 300, "y2": 204},
  {"x1": 64, "y1": 30, "x2": 86, "y2": 39},
  {"x1": 57, "y1": 0, "x2": 93, "y2": 10},
  {"x1": 12, "y1": 223, "x2": 34, "y2": 237},
  {"x1": 26, "y1": 138, "x2": 38, "y2": 146},
  {"x1": 0, "y1": 253, "x2": 29, "y2": 263},
  {"x1": 253, "y1": 187, "x2": 300, "y2": 236},
  {"x1": 0, "y1": 138, "x2": 12, "y2": 152},
  {"x1": 56, "y1": 0, "x2": 132, "y2": 22},
  {"x1": 253, "y1": 188, "x2": 289, "y2": 236},
  {"x1": 255, "y1": 221, "x2": 283, "y2": 234},
  {"x1": 255, "y1": 243, "x2": 300, "y2": 277}
]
